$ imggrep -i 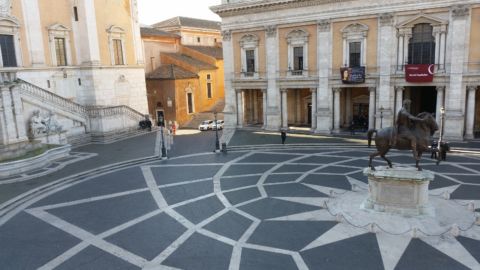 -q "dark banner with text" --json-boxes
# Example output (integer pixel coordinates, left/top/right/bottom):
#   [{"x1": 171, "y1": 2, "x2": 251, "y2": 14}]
[
  {"x1": 405, "y1": 64, "x2": 434, "y2": 82},
  {"x1": 340, "y1": 66, "x2": 365, "y2": 84}
]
